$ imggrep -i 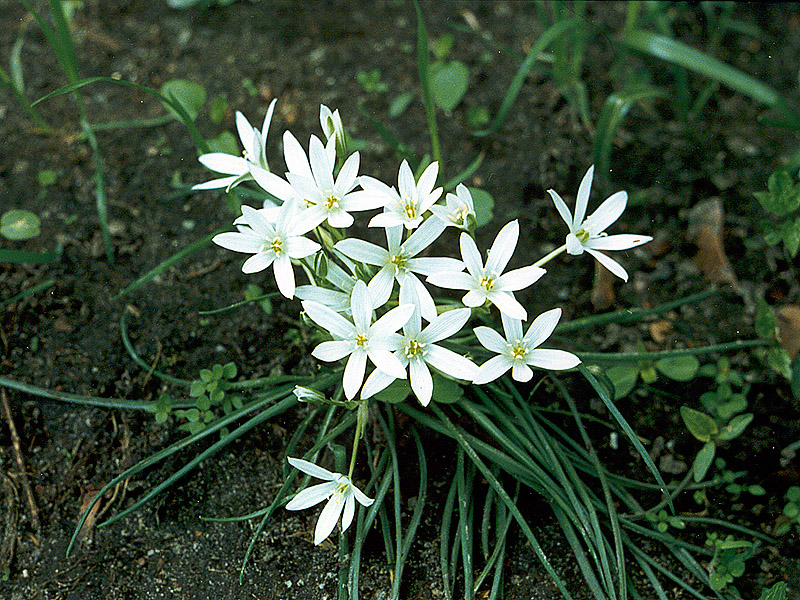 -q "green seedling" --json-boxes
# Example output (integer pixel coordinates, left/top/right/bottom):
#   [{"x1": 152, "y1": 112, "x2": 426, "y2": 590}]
[
  {"x1": 756, "y1": 168, "x2": 800, "y2": 257},
  {"x1": 356, "y1": 69, "x2": 388, "y2": 94},
  {"x1": 160, "y1": 79, "x2": 206, "y2": 121},
  {"x1": 604, "y1": 345, "x2": 699, "y2": 400},
  {"x1": 714, "y1": 458, "x2": 766, "y2": 497},
  {"x1": 775, "y1": 486, "x2": 800, "y2": 536},
  {"x1": 754, "y1": 297, "x2": 792, "y2": 379},
  {"x1": 680, "y1": 405, "x2": 753, "y2": 482},
  {"x1": 1, "y1": 210, "x2": 41, "y2": 241},
  {"x1": 645, "y1": 508, "x2": 686, "y2": 533},
  {"x1": 705, "y1": 532, "x2": 754, "y2": 592},
  {"x1": 175, "y1": 362, "x2": 242, "y2": 435},
  {"x1": 428, "y1": 33, "x2": 469, "y2": 113}
]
